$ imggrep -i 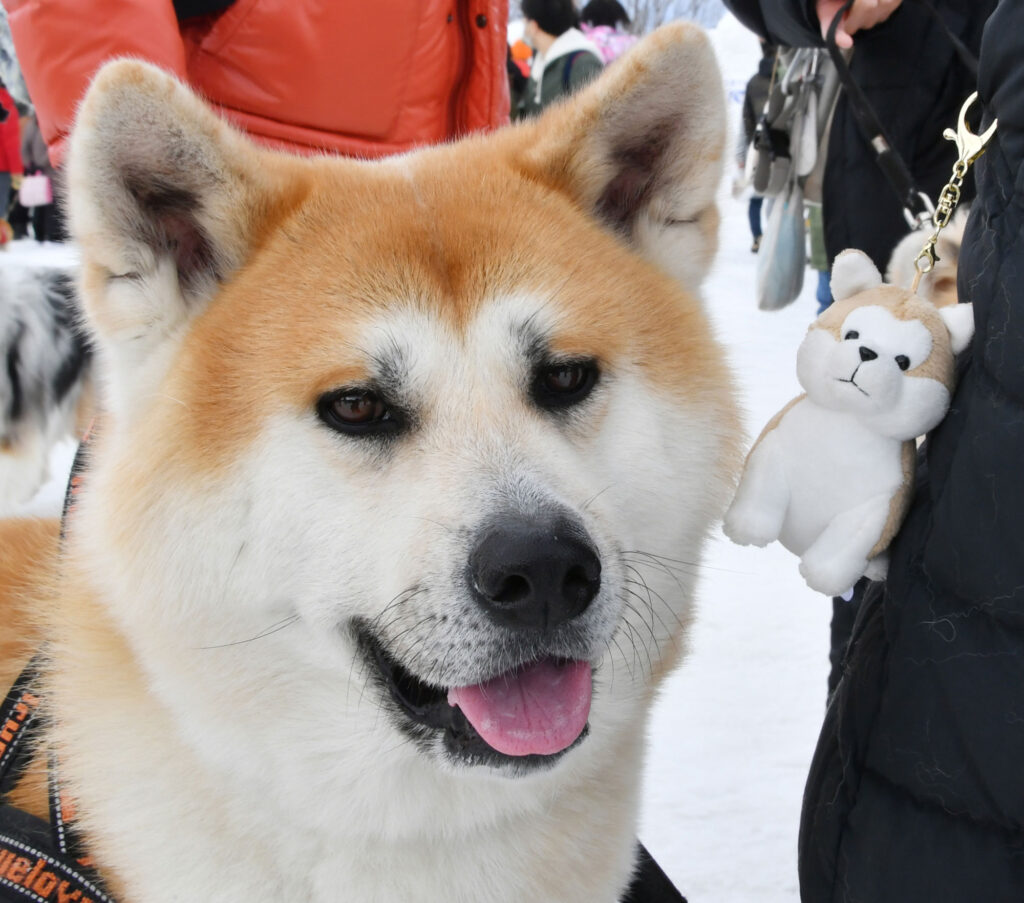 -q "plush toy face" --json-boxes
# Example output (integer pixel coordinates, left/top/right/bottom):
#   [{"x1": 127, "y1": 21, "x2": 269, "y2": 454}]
[
  {"x1": 795, "y1": 249, "x2": 974, "y2": 440},
  {"x1": 797, "y1": 300, "x2": 951, "y2": 439}
]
